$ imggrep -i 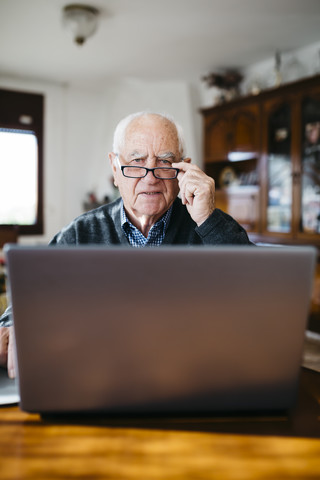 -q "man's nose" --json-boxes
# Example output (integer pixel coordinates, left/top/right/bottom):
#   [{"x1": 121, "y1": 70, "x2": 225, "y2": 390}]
[{"x1": 144, "y1": 168, "x2": 159, "y2": 182}]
